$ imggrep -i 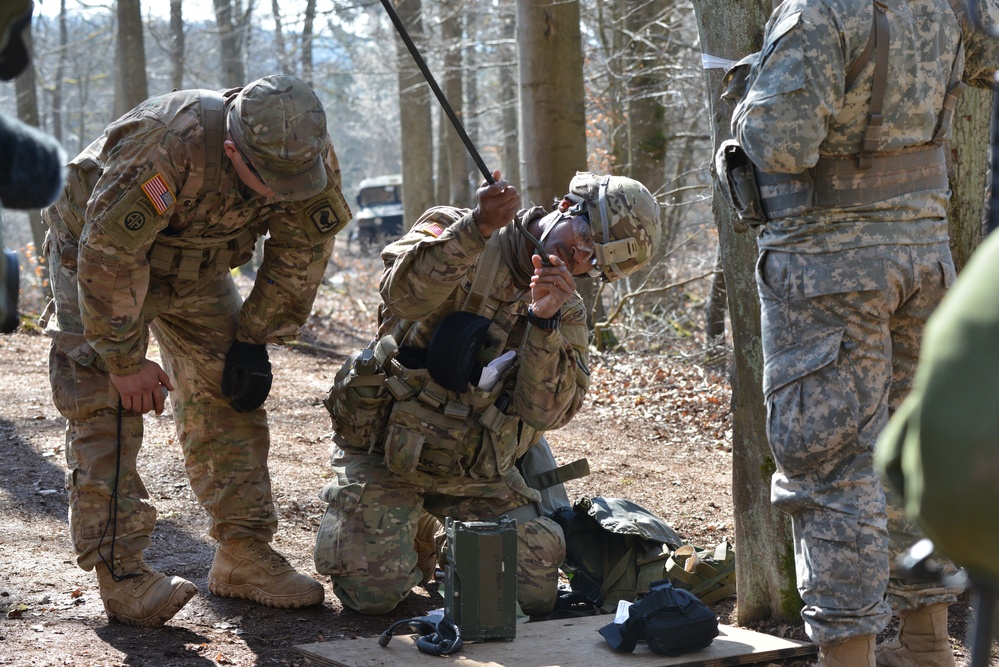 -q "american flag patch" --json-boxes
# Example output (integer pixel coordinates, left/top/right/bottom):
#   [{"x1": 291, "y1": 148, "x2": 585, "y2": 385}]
[
  {"x1": 423, "y1": 222, "x2": 446, "y2": 238},
  {"x1": 141, "y1": 174, "x2": 176, "y2": 215}
]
